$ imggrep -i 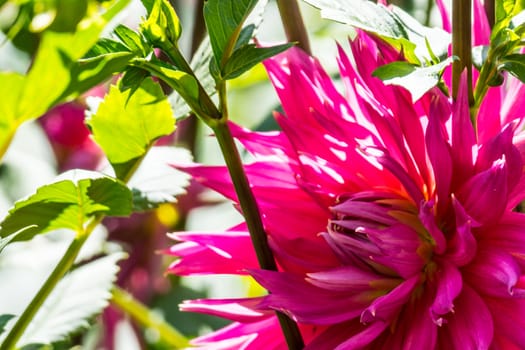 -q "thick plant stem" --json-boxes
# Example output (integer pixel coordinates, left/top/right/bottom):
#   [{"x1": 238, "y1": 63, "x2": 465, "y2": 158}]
[
  {"x1": 484, "y1": 0, "x2": 495, "y2": 29},
  {"x1": 452, "y1": 0, "x2": 473, "y2": 104},
  {"x1": 0, "y1": 225, "x2": 95, "y2": 350},
  {"x1": 110, "y1": 287, "x2": 189, "y2": 348},
  {"x1": 212, "y1": 122, "x2": 304, "y2": 350},
  {"x1": 276, "y1": 0, "x2": 311, "y2": 55}
]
